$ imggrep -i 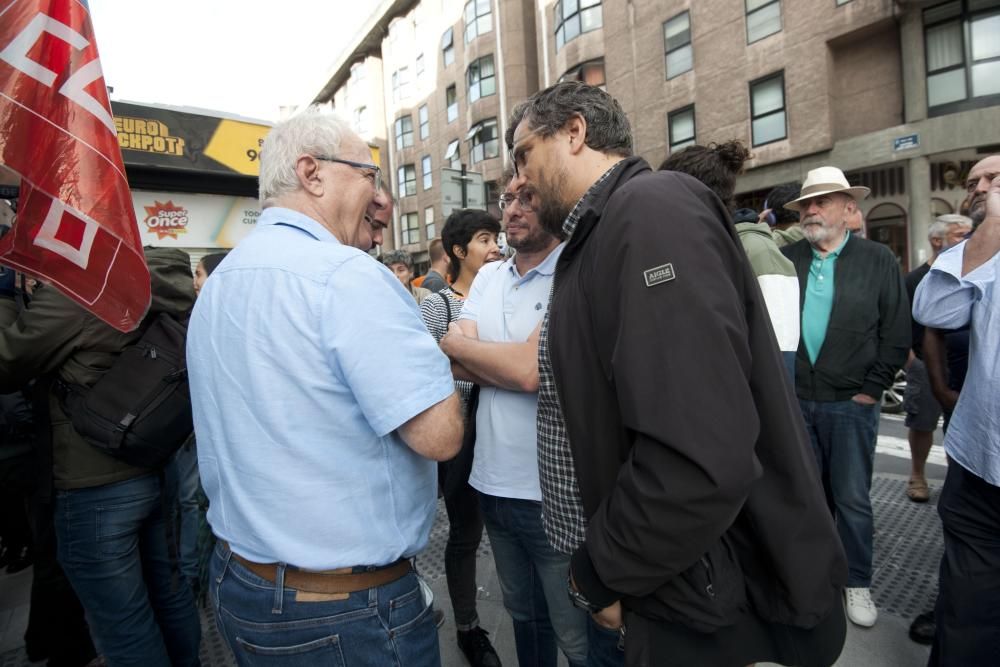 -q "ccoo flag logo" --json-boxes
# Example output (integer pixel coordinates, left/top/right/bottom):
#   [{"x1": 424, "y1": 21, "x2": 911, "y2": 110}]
[{"x1": 0, "y1": 0, "x2": 150, "y2": 332}]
